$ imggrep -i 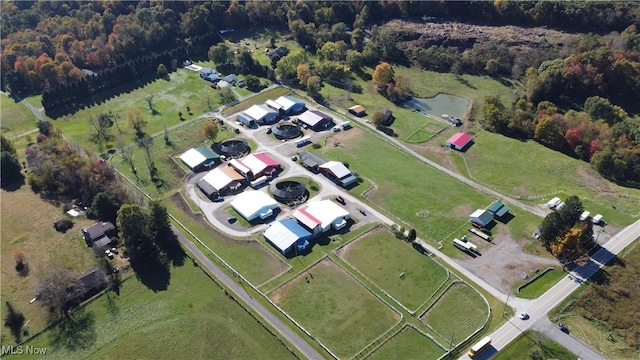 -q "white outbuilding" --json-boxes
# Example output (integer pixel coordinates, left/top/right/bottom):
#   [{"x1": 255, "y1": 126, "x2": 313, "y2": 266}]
[
  {"x1": 293, "y1": 200, "x2": 350, "y2": 235},
  {"x1": 230, "y1": 190, "x2": 279, "y2": 222}
]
